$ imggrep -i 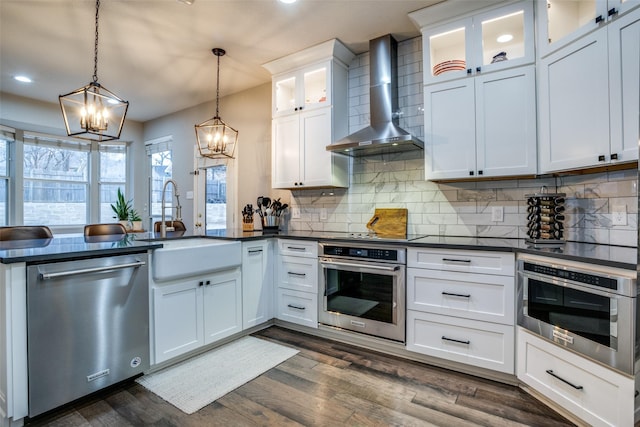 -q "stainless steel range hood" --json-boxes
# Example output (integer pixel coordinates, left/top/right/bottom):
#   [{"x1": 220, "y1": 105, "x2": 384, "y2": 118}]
[{"x1": 327, "y1": 34, "x2": 423, "y2": 156}]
